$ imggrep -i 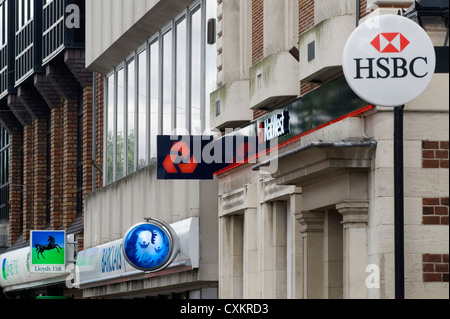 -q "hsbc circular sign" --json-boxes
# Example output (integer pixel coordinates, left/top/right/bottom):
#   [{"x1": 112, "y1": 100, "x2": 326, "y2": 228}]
[{"x1": 343, "y1": 15, "x2": 436, "y2": 107}]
